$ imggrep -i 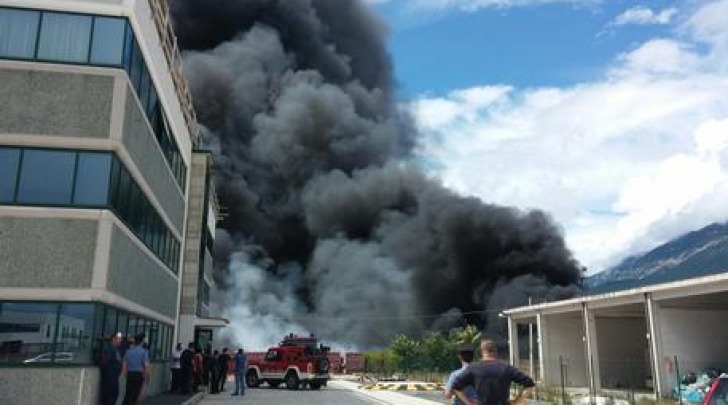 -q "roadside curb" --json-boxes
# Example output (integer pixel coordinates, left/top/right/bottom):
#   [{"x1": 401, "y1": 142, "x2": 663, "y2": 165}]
[
  {"x1": 360, "y1": 382, "x2": 445, "y2": 391},
  {"x1": 330, "y1": 380, "x2": 442, "y2": 405},
  {"x1": 180, "y1": 392, "x2": 205, "y2": 405}
]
